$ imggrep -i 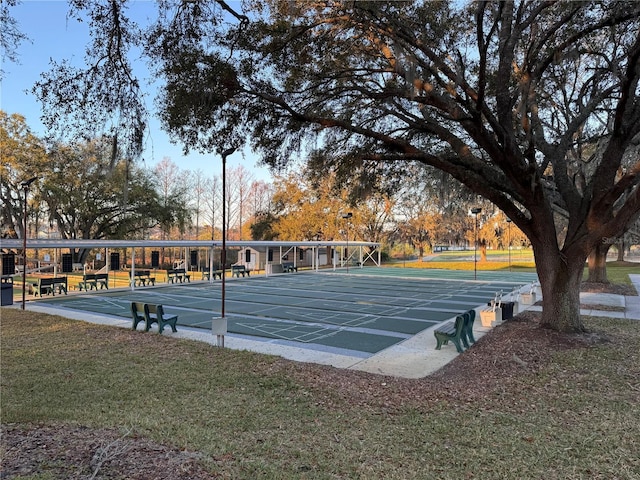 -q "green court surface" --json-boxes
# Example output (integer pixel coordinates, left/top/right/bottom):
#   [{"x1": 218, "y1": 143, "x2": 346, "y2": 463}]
[{"x1": 34, "y1": 267, "x2": 538, "y2": 358}]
